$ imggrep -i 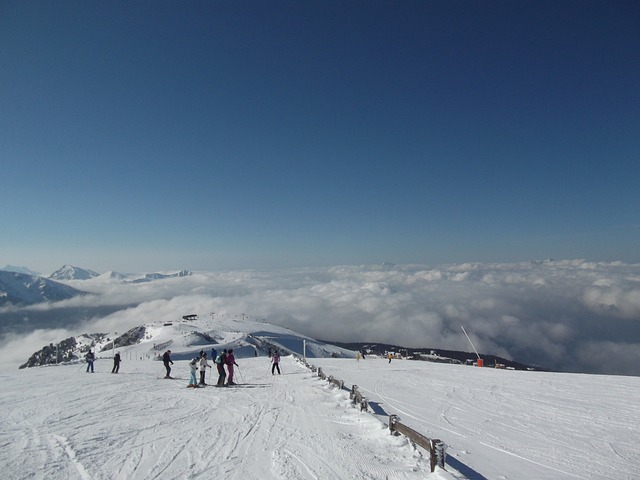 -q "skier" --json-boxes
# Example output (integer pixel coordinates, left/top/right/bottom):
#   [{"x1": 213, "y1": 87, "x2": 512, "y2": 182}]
[
  {"x1": 188, "y1": 357, "x2": 199, "y2": 387},
  {"x1": 387, "y1": 352, "x2": 392, "y2": 364},
  {"x1": 271, "y1": 350, "x2": 281, "y2": 375},
  {"x1": 356, "y1": 351, "x2": 361, "y2": 362},
  {"x1": 215, "y1": 349, "x2": 227, "y2": 386},
  {"x1": 163, "y1": 350, "x2": 174, "y2": 378},
  {"x1": 199, "y1": 353, "x2": 211, "y2": 385},
  {"x1": 211, "y1": 347, "x2": 217, "y2": 361},
  {"x1": 225, "y1": 348, "x2": 239, "y2": 385},
  {"x1": 85, "y1": 350, "x2": 95, "y2": 373},
  {"x1": 112, "y1": 352, "x2": 121, "y2": 373}
]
